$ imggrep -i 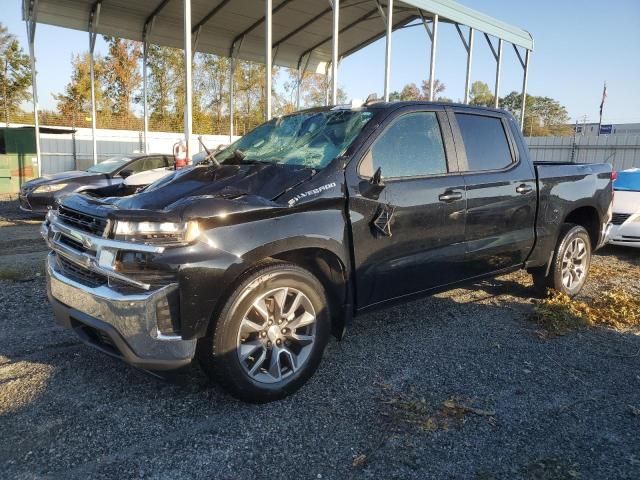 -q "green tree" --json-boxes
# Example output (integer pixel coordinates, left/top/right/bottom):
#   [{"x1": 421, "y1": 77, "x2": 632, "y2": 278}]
[
  {"x1": 53, "y1": 52, "x2": 105, "y2": 127},
  {"x1": 420, "y1": 79, "x2": 445, "y2": 100},
  {"x1": 0, "y1": 24, "x2": 31, "y2": 126},
  {"x1": 469, "y1": 81, "x2": 494, "y2": 107},
  {"x1": 400, "y1": 83, "x2": 421, "y2": 101},
  {"x1": 146, "y1": 44, "x2": 180, "y2": 129},
  {"x1": 196, "y1": 53, "x2": 230, "y2": 129},
  {"x1": 501, "y1": 91, "x2": 571, "y2": 136},
  {"x1": 103, "y1": 37, "x2": 142, "y2": 121}
]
